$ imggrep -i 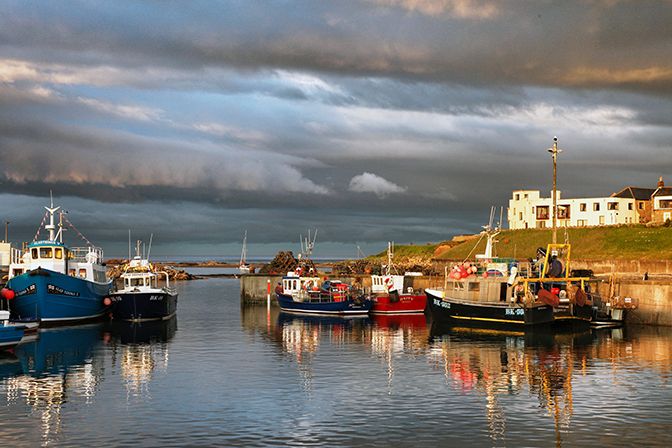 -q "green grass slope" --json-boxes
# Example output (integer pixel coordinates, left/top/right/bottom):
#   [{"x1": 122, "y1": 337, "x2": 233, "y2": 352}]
[{"x1": 434, "y1": 225, "x2": 672, "y2": 260}]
